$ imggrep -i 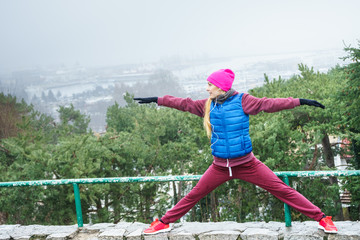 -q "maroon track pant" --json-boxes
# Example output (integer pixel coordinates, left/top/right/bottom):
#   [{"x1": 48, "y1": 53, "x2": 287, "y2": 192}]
[{"x1": 161, "y1": 157, "x2": 324, "y2": 223}]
